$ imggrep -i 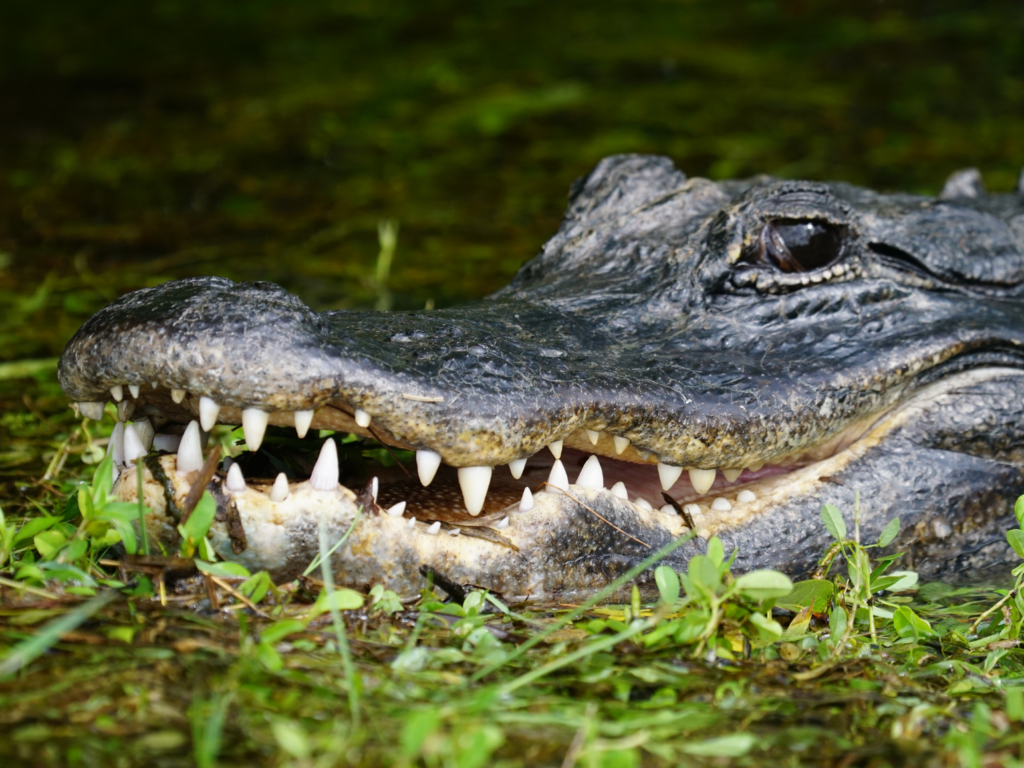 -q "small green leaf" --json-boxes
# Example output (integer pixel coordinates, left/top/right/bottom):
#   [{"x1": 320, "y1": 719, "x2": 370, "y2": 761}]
[
  {"x1": 260, "y1": 619, "x2": 308, "y2": 645},
  {"x1": 401, "y1": 708, "x2": 441, "y2": 758},
  {"x1": 877, "y1": 517, "x2": 900, "y2": 547},
  {"x1": 829, "y1": 604, "x2": 847, "y2": 640},
  {"x1": 33, "y1": 529, "x2": 68, "y2": 559},
  {"x1": 820, "y1": 504, "x2": 847, "y2": 541},
  {"x1": 733, "y1": 569, "x2": 793, "y2": 602},
  {"x1": 747, "y1": 611, "x2": 783, "y2": 640},
  {"x1": 706, "y1": 536, "x2": 725, "y2": 567},
  {"x1": 241, "y1": 571, "x2": 272, "y2": 604},
  {"x1": 271, "y1": 719, "x2": 311, "y2": 760},
  {"x1": 13, "y1": 516, "x2": 59, "y2": 546},
  {"x1": 680, "y1": 733, "x2": 756, "y2": 757},
  {"x1": 181, "y1": 493, "x2": 217, "y2": 545},
  {"x1": 654, "y1": 565, "x2": 680, "y2": 605},
  {"x1": 1007, "y1": 529, "x2": 1024, "y2": 560},
  {"x1": 311, "y1": 588, "x2": 365, "y2": 617},
  {"x1": 892, "y1": 606, "x2": 934, "y2": 639},
  {"x1": 1014, "y1": 494, "x2": 1024, "y2": 528},
  {"x1": 777, "y1": 579, "x2": 833, "y2": 613},
  {"x1": 195, "y1": 560, "x2": 251, "y2": 578}
]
